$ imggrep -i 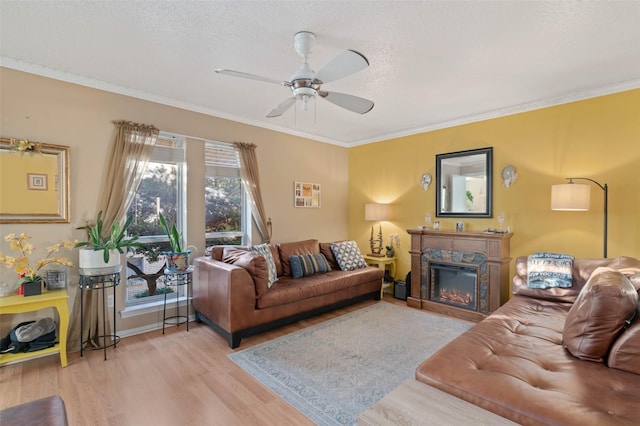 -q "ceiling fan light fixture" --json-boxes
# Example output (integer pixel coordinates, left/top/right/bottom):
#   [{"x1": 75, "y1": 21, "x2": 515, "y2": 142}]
[{"x1": 216, "y1": 31, "x2": 374, "y2": 118}]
